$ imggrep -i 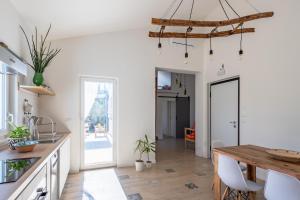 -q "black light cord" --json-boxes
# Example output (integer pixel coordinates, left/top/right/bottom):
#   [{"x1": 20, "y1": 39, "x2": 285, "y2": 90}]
[
  {"x1": 169, "y1": 0, "x2": 184, "y2": 20},
  {"x1": 158, "y1": 26, "x2": 165, "y2": 48},
  {"x1": 224, "y1": 0, "x2": 240, "y2": 17},
  {"x1": 158, "y1": 0, "x2": 184, "y2": 49},
  {"x1": 218, "y1": 0, "x2": 234, "y2": 30},
  {"x1": 209, "y1": 34, "x2": 213, "y2": 55},
  {"x1": 239, "y1": 24, "x2": 244, "y2": 55},
  {"x1": 185, "y1": 0, "x2": 195, "y2": 58},
  {"x1": 188, "y1": 0, "x2": 195, "y2": 21}
]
